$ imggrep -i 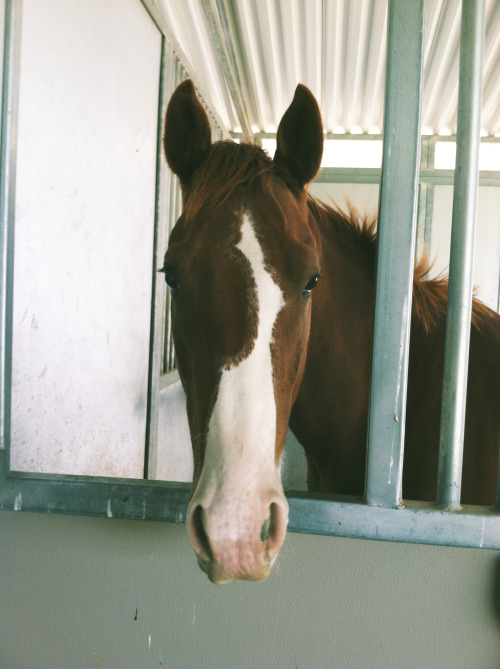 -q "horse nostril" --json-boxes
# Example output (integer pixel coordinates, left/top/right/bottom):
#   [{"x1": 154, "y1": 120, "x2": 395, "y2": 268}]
[
  {"x1": 267, "y1": 501, "x2": 288, "y2": 554},
  {"x1": 260, "y1": 516, "x2": 271, "y2": 542},
  {"x1": 261, "y1": 502, "x2": 284, "y2": 546},
  {"x1": 190, "y1": 504, "x2": 213, "y2": 562}
]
